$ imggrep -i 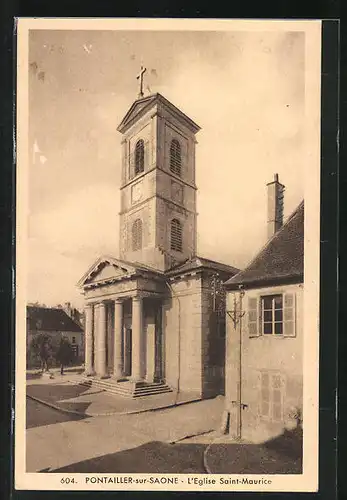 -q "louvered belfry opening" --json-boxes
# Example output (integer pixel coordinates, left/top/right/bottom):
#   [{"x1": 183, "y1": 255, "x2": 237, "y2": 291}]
[
  {"x1": 170, "y1": 139, "x2": 181, "y2": 177},
  {"x1": 170, "y1": 218, "x2": 182, "y2": 252},
  {"x1": 135, "y1": 139, "x2": 145, "y2": 175},
  {"x1": 132, "y1": 219, "x2": 143, "y2": 251}
]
